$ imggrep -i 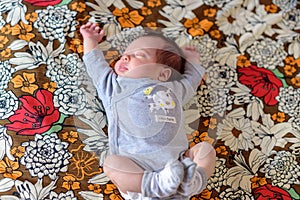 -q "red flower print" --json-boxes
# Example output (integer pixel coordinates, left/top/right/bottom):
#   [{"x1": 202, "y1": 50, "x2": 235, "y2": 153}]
[
  {"x1": 5, "y1": 89, "x2": 60, "y2": 135},
  {"x1": 254, "y1": 184, "x2": 292, "y2": 200},
  {"x1": 23, "y1": 0, "x2": 62, "y2": 6},
  {"x1": 238, "y1": 65, "x2": 283, "y2": 106}
]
